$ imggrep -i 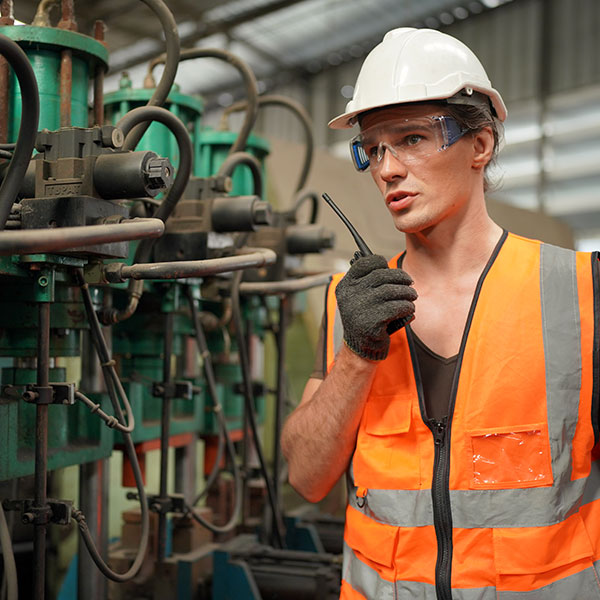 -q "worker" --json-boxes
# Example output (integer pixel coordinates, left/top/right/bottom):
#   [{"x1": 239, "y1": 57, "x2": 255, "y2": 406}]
[{"x1": 281, "y1": 27, "x2": 600, "y2": 599}]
